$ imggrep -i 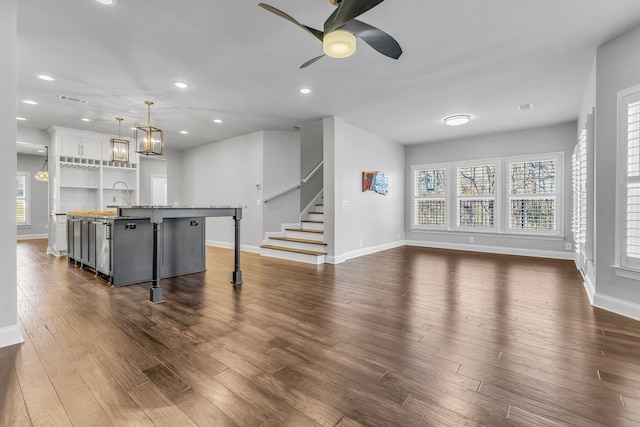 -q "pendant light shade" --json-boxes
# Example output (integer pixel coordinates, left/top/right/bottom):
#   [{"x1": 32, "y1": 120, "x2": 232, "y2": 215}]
[
  {"x1": 110, "y1": 117, "x2": 130, "y2": 163},
  {"x1": 35, "y1": 146, "x2": 49, "y2": 181},
  {"x1": 135, "y1": 101, "x2": 163, "y2": 156}
]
